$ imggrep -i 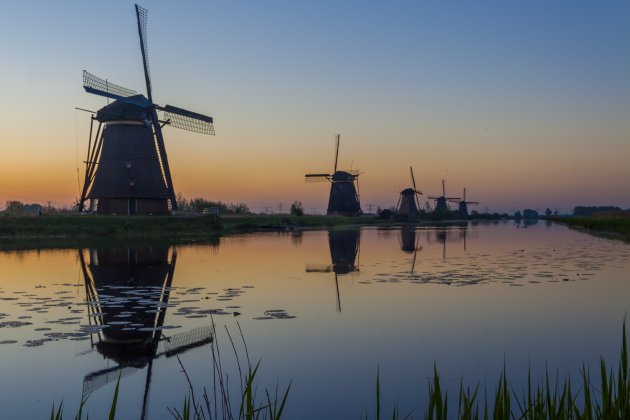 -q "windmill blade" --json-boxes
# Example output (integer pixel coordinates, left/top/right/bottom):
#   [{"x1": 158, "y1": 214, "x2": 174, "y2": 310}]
[
  {"x1": 333, "y1": 134, "x2": 340, "y2": 173},
  {"x1": 135, "y1": 4, "x2": 153, "y2": 101},
  {"x1": 442, "y1": 179, "x2": 446, "y2": 196},
  {"x1": 160, "y1": 105, "x2": 215, "y2": 135},
  {"x1": 463, "y1": 188, "x2": 467, "y2": 202},
  {"x1": 427, "y1": 196, "x2": 440, "y2": 200},
  {"x1": 162, "y1": 326, "x2": 213, "y2": 357},
  {"x1": 83, "y1": 70, "x2": 137, "y2": 101},
  {"x1": 467, "y1": 201, "x2": 480, "y2": 205},
  {"x1": 447, "y1": 197, "x2": 461, "y2": 201},
  {"x1": 83, "y1": 364, "x2": 142, "y2": 396},
  {"x1": 305, "y1": 174, "x2": 331, "y2": 183},
  {"x1": 410, "y1": 166, "x2": 417, "y2": 191},
  {"x1": 306, "y1": 264, "x2": 333, "y2": 272}
]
